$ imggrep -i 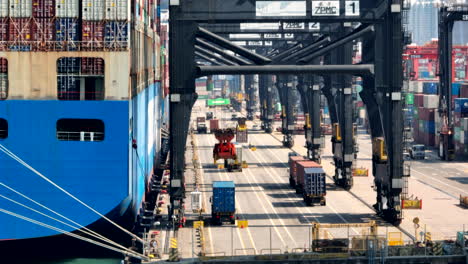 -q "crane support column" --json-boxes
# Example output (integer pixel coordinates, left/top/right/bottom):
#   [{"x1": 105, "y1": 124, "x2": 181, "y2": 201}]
[
  {"x1": 245, "y1": 75, "x2": 255, "y2": 120},
  {"x1": 265, "y1": 75, "x2": 275, "y2": 133},
  {"x1": 168, "y1": 19, "x2": 198, "y2": 225},
  {"x1": 278, "y1": 75, "x2": 295, "y2": 148}
]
